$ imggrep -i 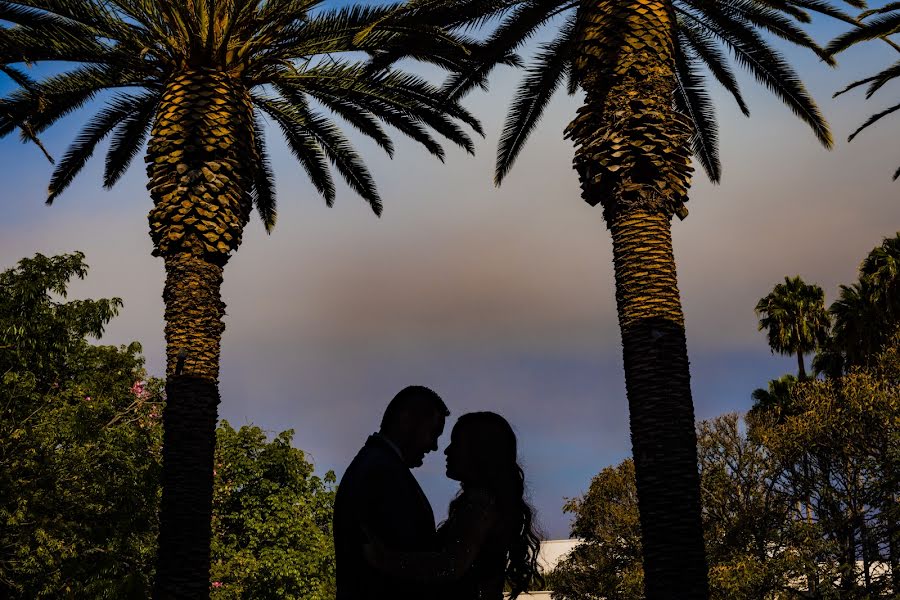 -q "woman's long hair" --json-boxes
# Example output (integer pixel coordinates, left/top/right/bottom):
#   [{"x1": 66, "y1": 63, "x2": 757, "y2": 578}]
[{"x1": 445, "y1": 412, "x2": 544, "y2": 598}]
